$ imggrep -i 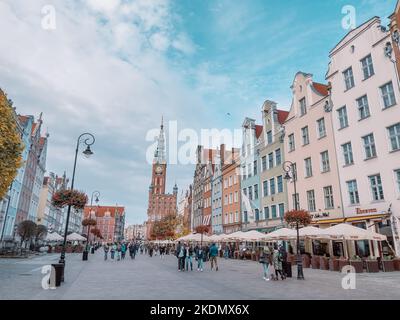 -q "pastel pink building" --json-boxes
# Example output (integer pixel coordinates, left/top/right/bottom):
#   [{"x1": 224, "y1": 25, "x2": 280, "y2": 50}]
[
  {"x1": 326, "y1": 17, "x2": 400, "y2": 257},
  {"x1": 284, "y1": 72, "x2": 344, "y2": 229}
]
